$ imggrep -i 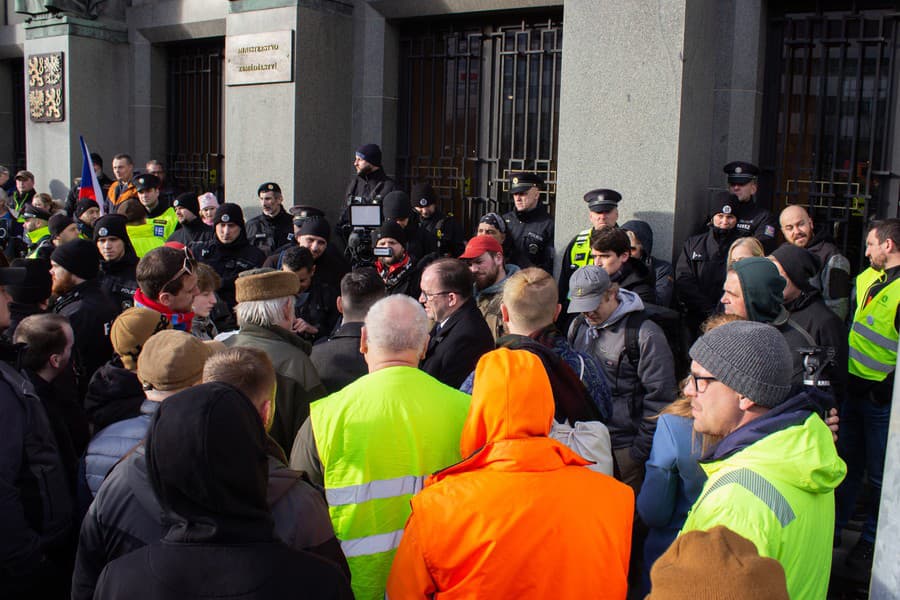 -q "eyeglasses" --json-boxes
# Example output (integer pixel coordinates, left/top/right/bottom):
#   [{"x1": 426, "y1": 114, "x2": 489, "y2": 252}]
[
  {"x1": 160, "y1": 247, "x2": 197, "y2": 295},
  {"x1": 688, "y1": 373, "x2": 719, "y2": 394},
  {"x1": 420, "y1": 290, "x2": 451, "y2": 302}
]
